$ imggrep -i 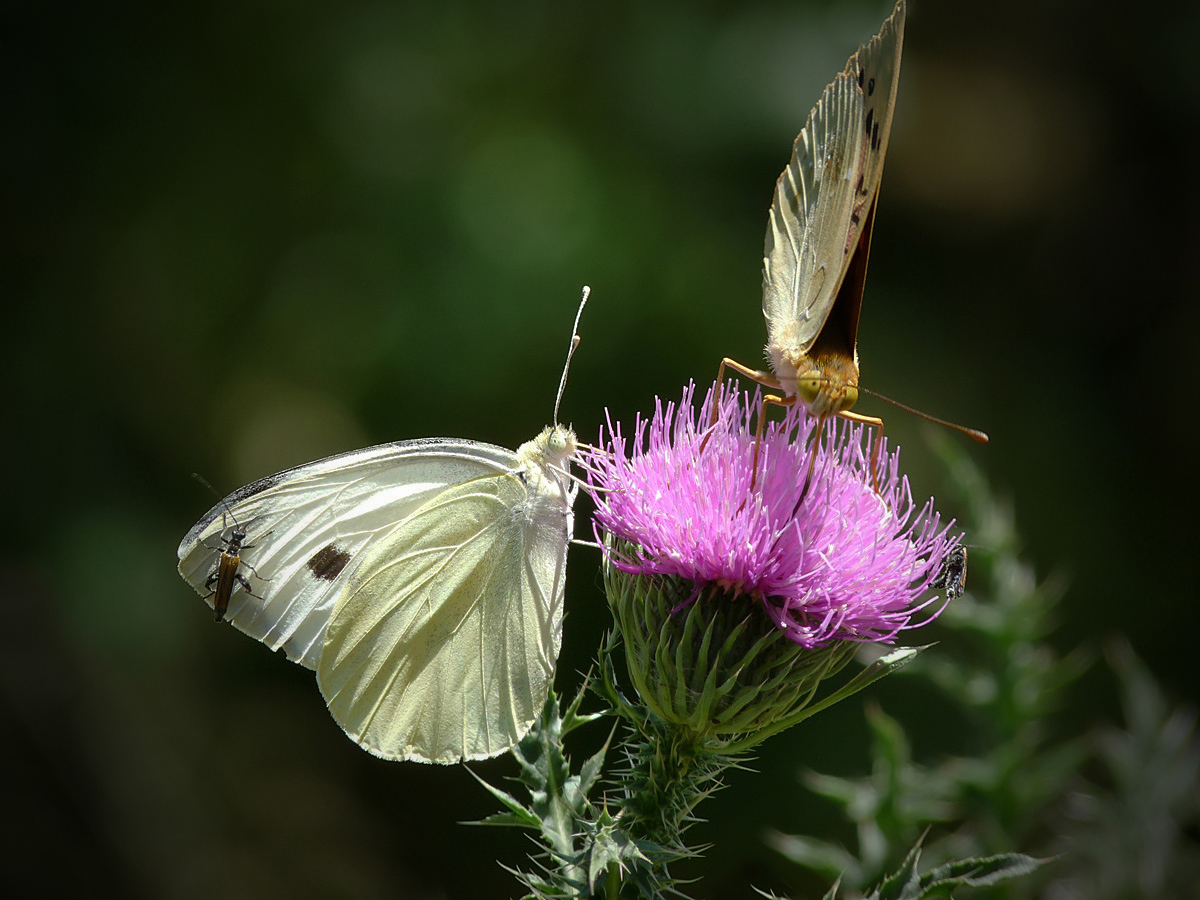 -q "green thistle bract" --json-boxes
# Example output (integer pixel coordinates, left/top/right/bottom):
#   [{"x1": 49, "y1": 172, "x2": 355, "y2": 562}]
[{"x1": 606, "y1": 546, "x2": 857, "y2": 740}]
